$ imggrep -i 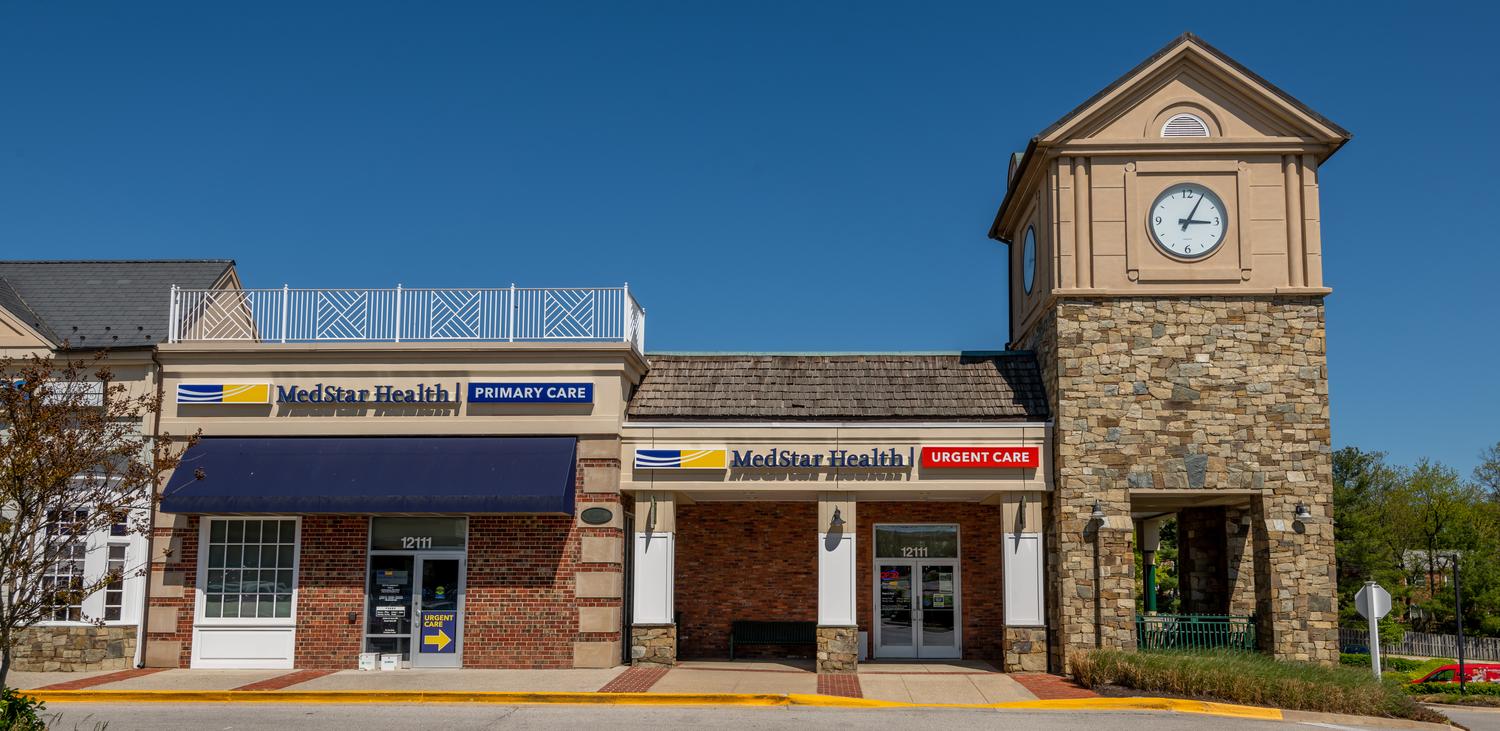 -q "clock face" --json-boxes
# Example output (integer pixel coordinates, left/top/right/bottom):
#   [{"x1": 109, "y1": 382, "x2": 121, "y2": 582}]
[
  {"x1": 1022, "y1": 226, "x2": 1036, "y2": 293},
  {"x1": 1149, "y1": 183, "x2": 1227, "y2": 259}
]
